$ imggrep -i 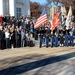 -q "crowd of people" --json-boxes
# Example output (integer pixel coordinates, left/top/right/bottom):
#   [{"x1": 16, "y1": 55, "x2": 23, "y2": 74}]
[
  {"x1": 0, "y1": 15, "x2": 35, "y2": 50},
  {"x1": 0, "y1": 15, "x2": 75, "y2": 50},
  {"x1": 38, "y1": 23, "x2": 75, "y2": 48}
]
